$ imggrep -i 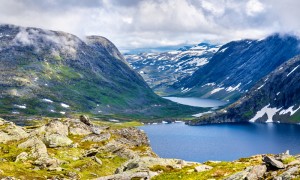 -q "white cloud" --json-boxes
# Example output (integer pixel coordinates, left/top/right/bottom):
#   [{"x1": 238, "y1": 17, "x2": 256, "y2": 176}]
[
  {"x1": 246, "y1": 0, "x2": 265, "y2": 16},
  {"x1": 0, "y1": 0, "x2": 299, "y2": 51}
]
